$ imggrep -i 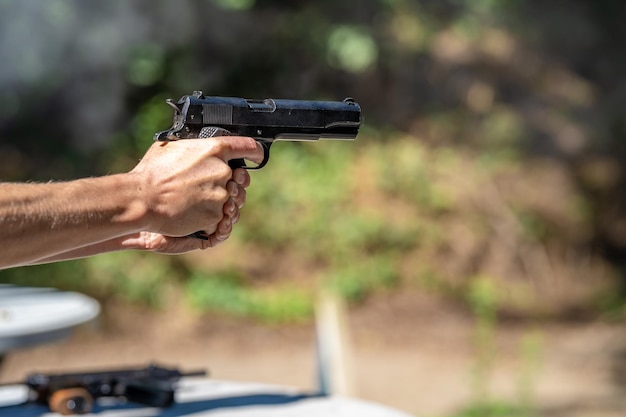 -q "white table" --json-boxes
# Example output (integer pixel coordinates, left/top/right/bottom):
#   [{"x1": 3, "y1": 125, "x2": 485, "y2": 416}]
[
  {"x1": 0, "y1": 378, "x2": 415, "y2": 416},
  {"x1": 0, "y1": 285, "x2": 100, "y2": 354}
]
